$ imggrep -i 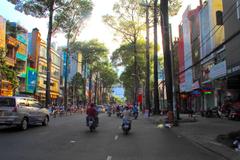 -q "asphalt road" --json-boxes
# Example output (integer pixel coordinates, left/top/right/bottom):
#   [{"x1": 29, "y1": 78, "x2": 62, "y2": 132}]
[{"x1": 0, "y1": 113, "x2": 225, "y2": 160}]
